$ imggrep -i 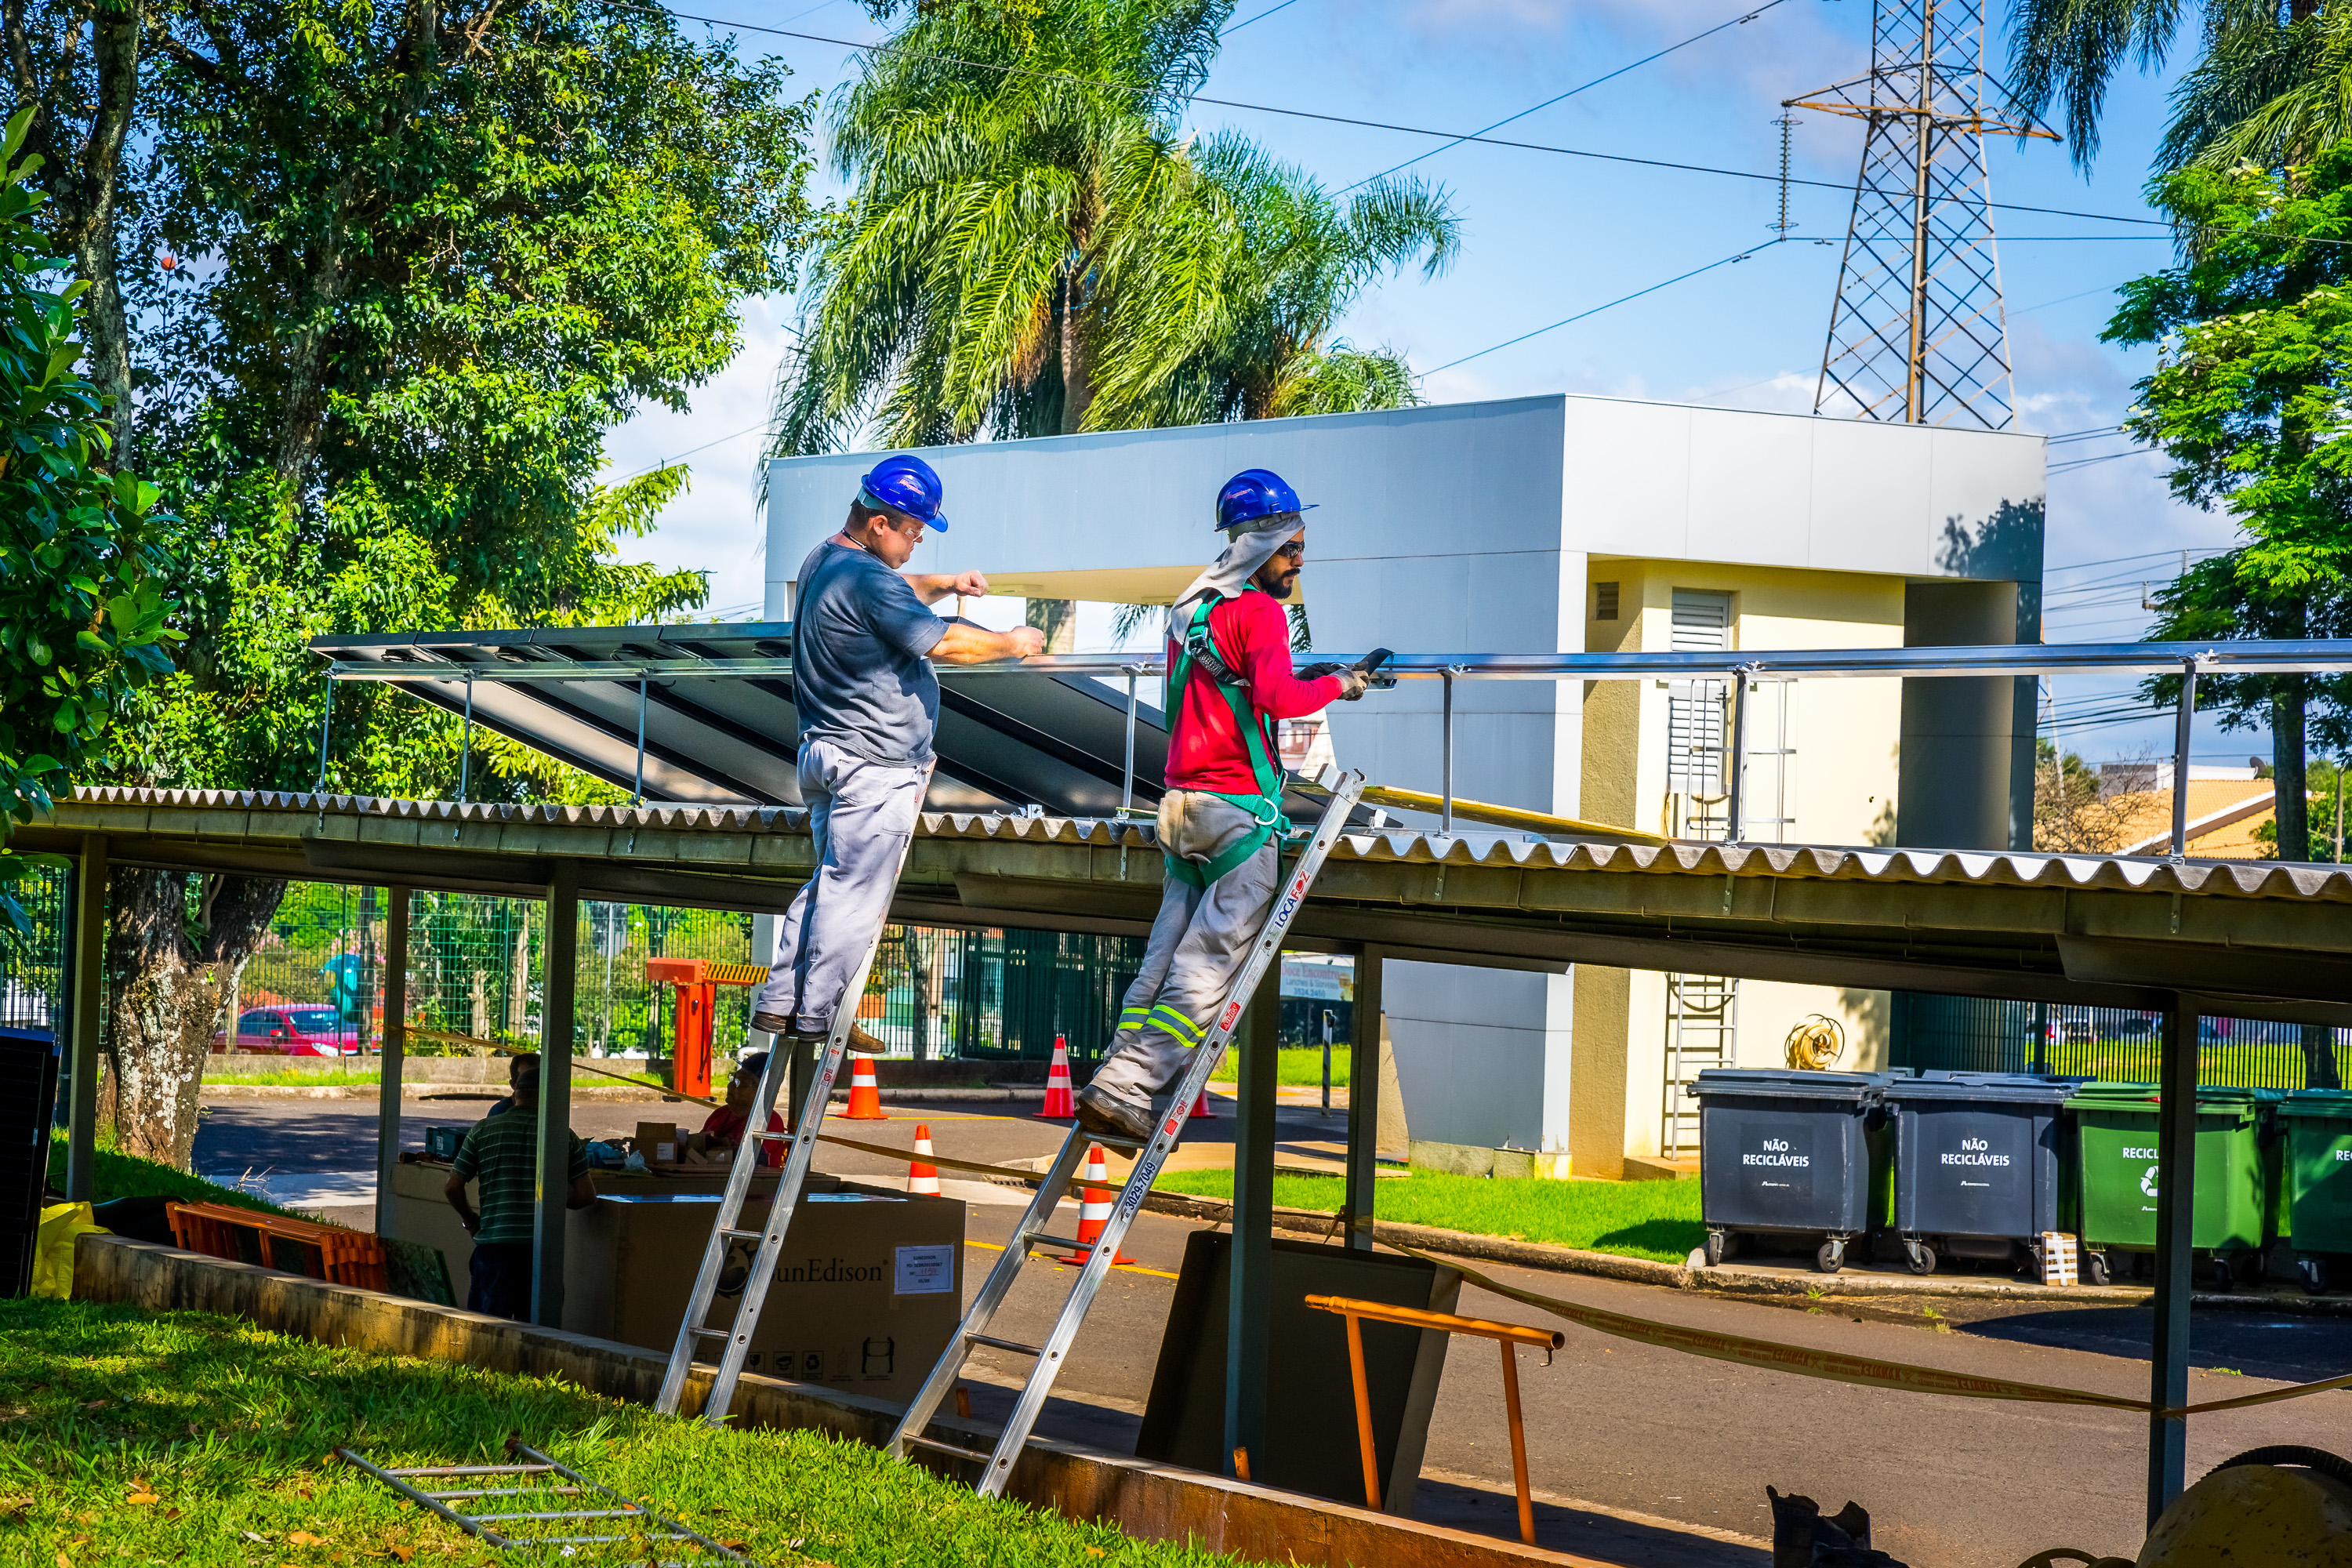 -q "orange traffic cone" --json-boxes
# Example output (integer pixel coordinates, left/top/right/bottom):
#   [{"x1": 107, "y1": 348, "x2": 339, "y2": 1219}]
[
  {"x1": 908, "y1": 1123, "x2": 941, "y2": 1196},
  {"x1": 843, "y1": 1054, "x2": 887, "y2": 1120},
  {"x1": 1057, "y1": 1144, "x2": 1134, "y2": 1265},
  {"x1": 1192, "y1": 1083, "x2": 1215, "y2": 1118},
  {"x1": 1037, "y1": 1036, "x2": 1075, "y2": 1119}
]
